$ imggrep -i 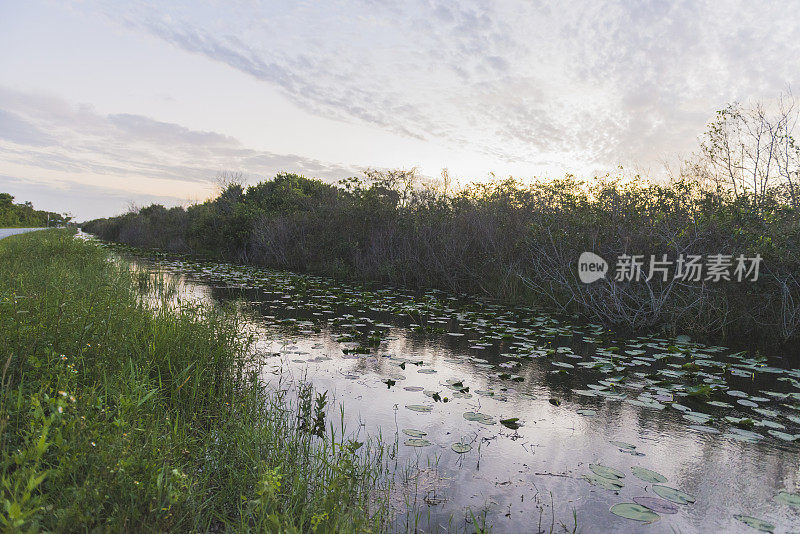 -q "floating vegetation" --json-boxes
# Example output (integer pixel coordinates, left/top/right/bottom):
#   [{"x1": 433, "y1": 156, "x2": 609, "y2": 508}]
[
  {"x1": 463, "y1": 412, "x2": 496, "y2": 425},
  {"x1": 733, "y1": 515, "x2": 775, "y2": 532},
  {"x1": 583, "y1": 473, "x2": 625, "y2": 491},
  {"x1": 111, "y1": 242, "x2": 800, "y2": 534},
  {"x1": 633, "y1": 496, "x2": 678, "y2": 514},
  {"x1": 626, "y1": 398, "x2": 665, "y2": 410},
  {"x1": 610, "y1": 440, "x2": 636, "y2": 450},
  {"x1": 652, "y1": 485, "x2": 696, "y2": 505},
  {"x1": 630, "y1": 466, "x2": 667, "y2": 484},
  {"x1": 451, "y1": 442, "x2": 472, "y2": 453},
  {"x1": 500, "y1": 417, "x2": 522, "y2": 430},
  {"x1": 589, "y1": 464, "x2": 625, "y2": 480},
  {"x1": 775, "y1": 491, "x2": 800, "y2": 507},
  {"x1": 609, "y1": 503, "x2": 660, "y2": 523}
]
